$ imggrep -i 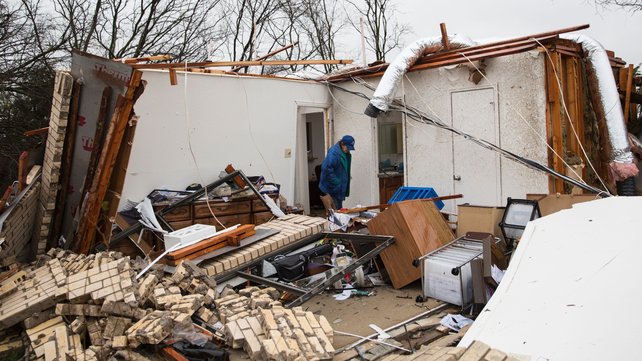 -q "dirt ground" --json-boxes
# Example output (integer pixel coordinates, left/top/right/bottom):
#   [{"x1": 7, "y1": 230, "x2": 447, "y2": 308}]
[
  {"x1": 230, "y1": 280, "x2": 445, "y2": 360},
  {"x1": 303, "y1": 280, "x2": 442, "y2": 349}
]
